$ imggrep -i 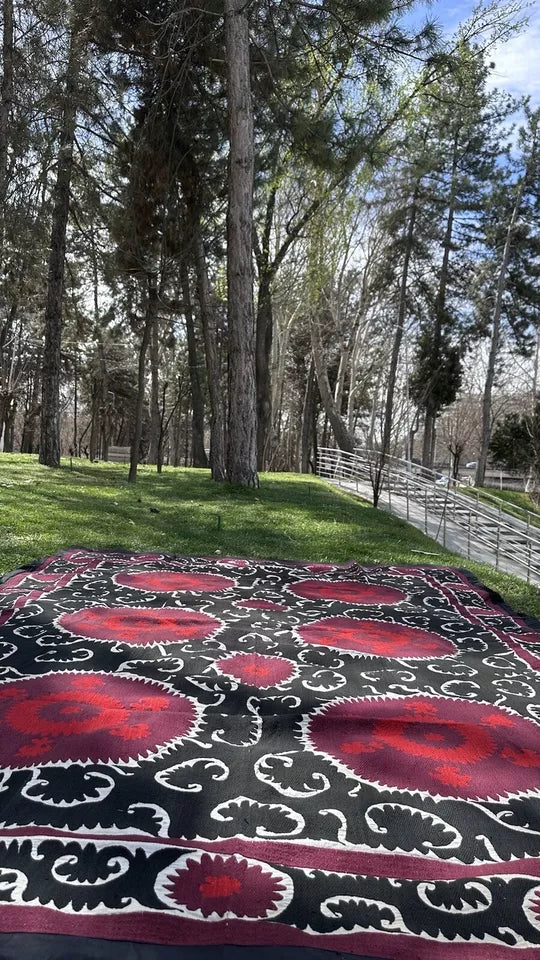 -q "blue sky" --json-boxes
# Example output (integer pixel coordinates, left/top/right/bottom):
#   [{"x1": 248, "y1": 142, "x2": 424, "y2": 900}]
[{"x1": 416, "y1": 0, "x2": 540, "y2": 103}]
